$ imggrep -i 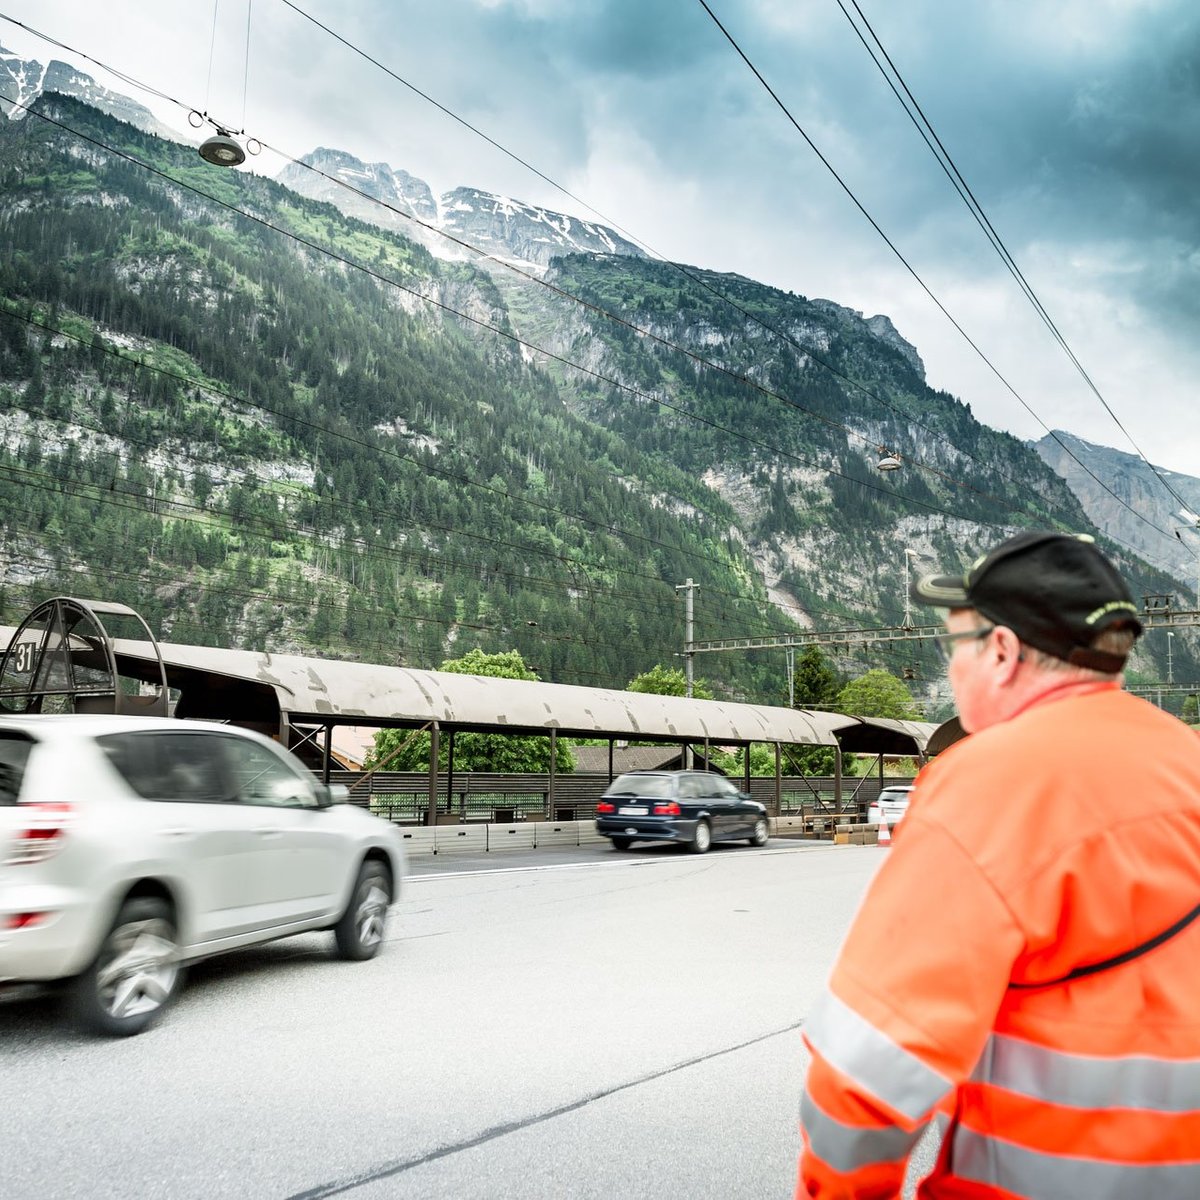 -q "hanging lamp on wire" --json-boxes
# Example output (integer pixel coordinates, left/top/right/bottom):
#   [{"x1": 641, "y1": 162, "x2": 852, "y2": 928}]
[{"x1": 192, "y1": 0, "x2": 258, "y2": 168}]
